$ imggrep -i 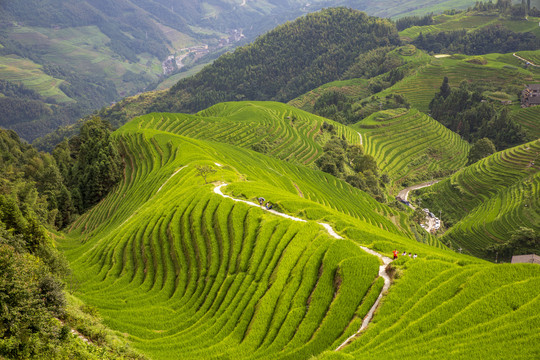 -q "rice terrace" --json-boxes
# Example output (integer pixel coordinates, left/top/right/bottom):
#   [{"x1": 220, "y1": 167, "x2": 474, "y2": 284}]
[{"x1": 0, "y1": 1, "x2": 539, "y2": 360}]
